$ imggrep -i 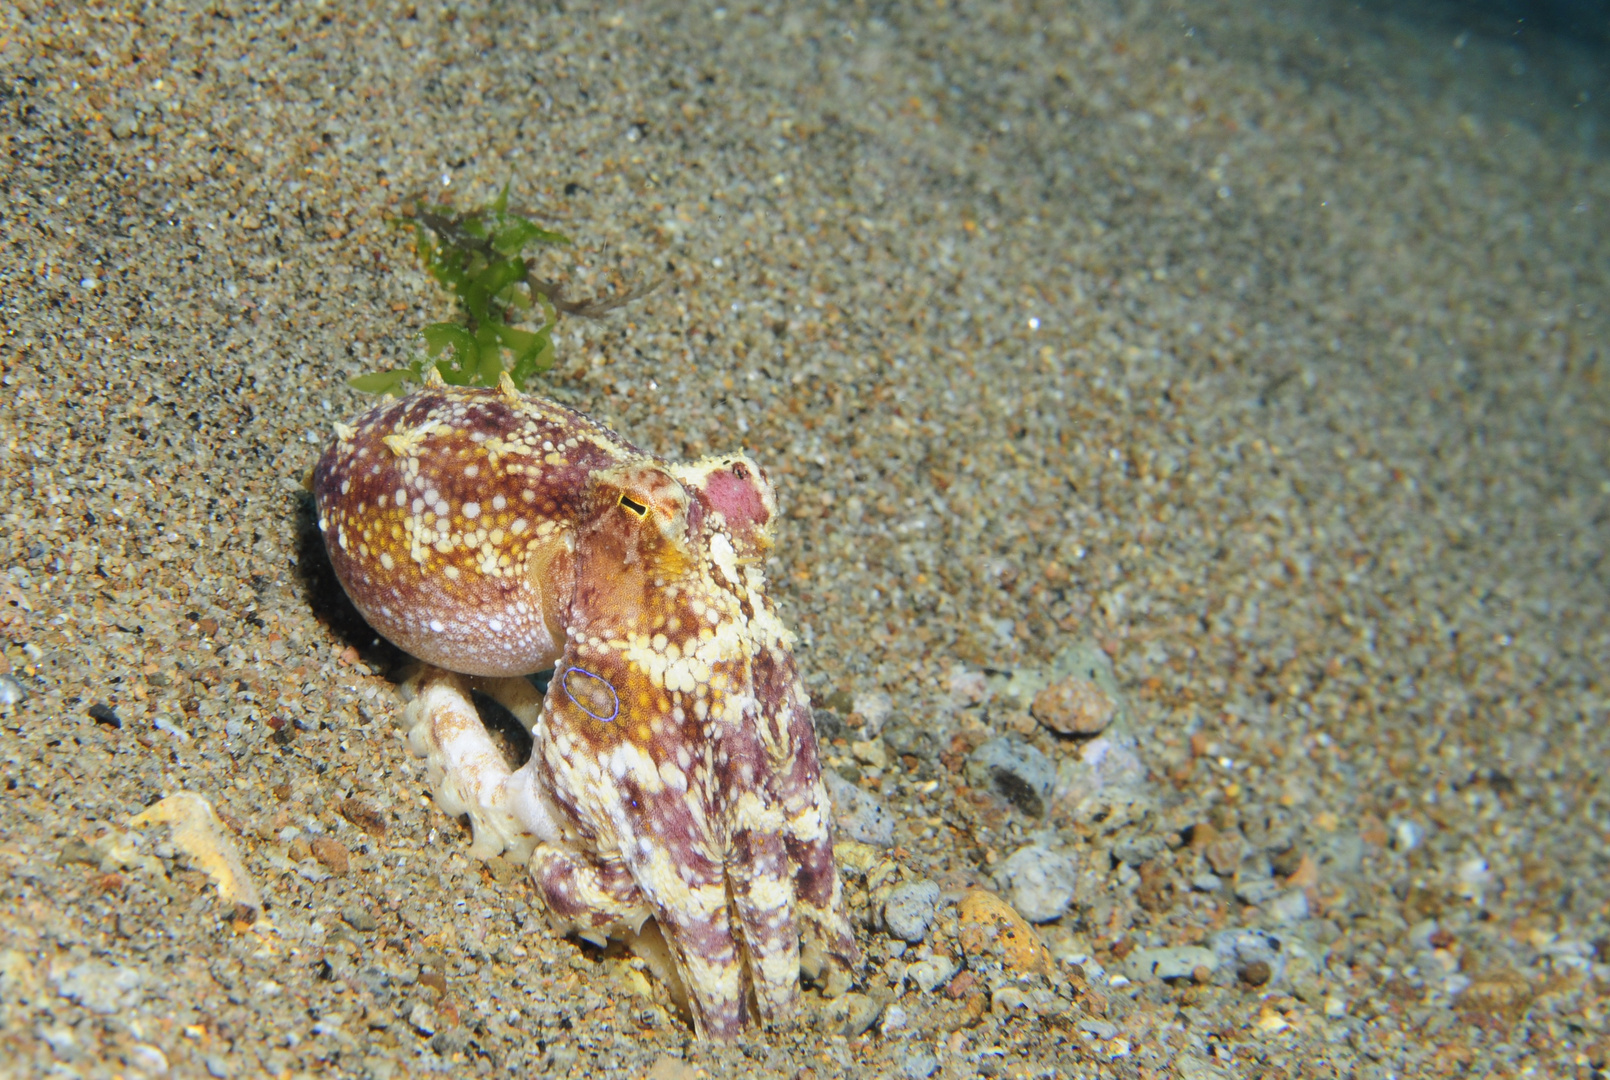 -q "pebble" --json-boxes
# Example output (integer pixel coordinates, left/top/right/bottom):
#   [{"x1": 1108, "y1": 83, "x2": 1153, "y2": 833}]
[
  {"x1": 53, "y1": 960, "x2": 146, "y2": 1014},
  {"x1": 1031, "y1": 675, "x2": 1115, "y2": 735},
  {"x1": 1265, "y1": 888, "x2": 1311, "y2": 926},
  {"x1": 1191, "y1": 873, "x2": 1223, "y2": 893},
  {"x1": 484, "y1": 855, "x2": 521, "y2": 884},
  {"x1": 39, "y1": 1024, "x2": 75, "y2": 1059},
  {"x1": 850, "y1": 689, "x2": 893, "y2": 735},
  {"x1": 152, "y1": 715, "x2": 191, "y2": 741},
  {"x1": 823, "y1": 769, "x2": 894, "y2": 845},
  {"x1": 1049, "y1": 641, "x2": 1123, "y2": 701},
  {"x1": 905, "y1": 954, "x2": 959, "y2": 993},
  {"x1": 1391, "y1": 819, "x2": 1422, "y2": 852},
  {"x1": 1234, "y1": 874, "x2": 1281, "y2": 906},
  {"x1": 0, "y1": 673, "x2": 25, "y2": 705},
  {"x1": 1058, "y1": 735, "x2": 1151, "y2": 809},
  {"x1": 902, "y1": 1049, "x2": 940, "y2": 1080},
  {"x1": 1126, "y1": 945, "x2": 1218, "y2": 982},
  {"x1": 129, "y1": 1044, "x2": 169, "y2": 1076},
  {"x1": 851, "y1": 737, "x2": 888, "y2": 769},
  {"x1": 86, "y1": 702, "x2": 122, "y2": 729},
  {"x1": 1203, "y1": 829, "x2": 1244, "y2": 876},
  {"x1": 339, "y1": 796, "x2": 389, "y2": 838},
  {"x1": 341, "y1": 905, "x2": 378, "y2": 932},
  {"x1": 992, "y1": 985, "x2": 1063, "y2": 1017},
  {"x1": 646, "y1": 1055, "x2": 700, "y2": 1080},
  {"x1": 312, "y1": 837, "x2": 351, "y2": 874},
  {"x1": 0, "y1": 949, "x2": 37, "y2": 1003},
  {"x1": 995, "y1": 842, "x2": 1078, "y2": 923},
  {"x1": 1210, "y1": 929, "x2": 1287, "y2": 989},
  {"x1": 943, "y1": 970, "x2": 979, "y2": 999},
  {"x1": 356, "y1": 964, "x2": 395, "y2": 1004},
  {"x1": 956, "y1": 889, "x2": 1053, "y2": 977},
  {"x1": 1078, "y1": 1018, "x2": 1119, "y2": 1039},
  {"x1": 948, "y1": 667, "x2": 988, "y2": 707},
  {"x1": 882, "y1": 880, "x2": 941, "y2": 942},
  {"x1": 818, "y1": 991, "x2": 883, "y2": 1037},
  {"x1": 987, "y1": 667, "x2": 1051, "y2": 713},
  {"x1": 965, "y1": 737, "x2": 1057, "y2": 817},
  {"x1": 205, "y1": 1056, "x2": 232, "y2": 1078},
  {"x1": 408, "y1": 1001, "x2": 438, "y2": 1035},
  {"x1": 881, "y1": 718, "x2": 936, "y2": 764},
  {"x1": 431, "y1": 1027, "x2": 471, "y2": 1056}
]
